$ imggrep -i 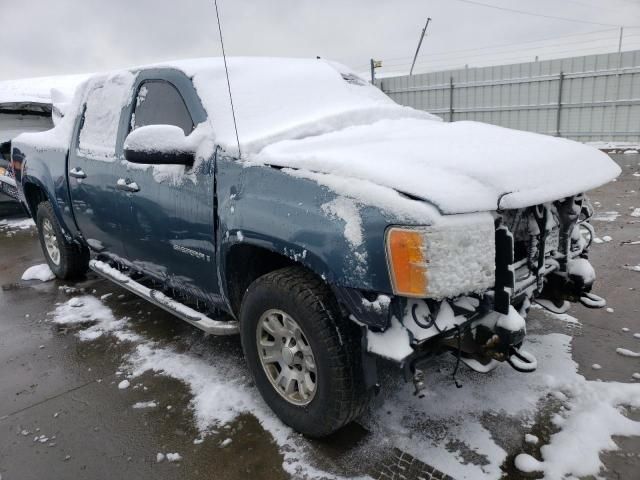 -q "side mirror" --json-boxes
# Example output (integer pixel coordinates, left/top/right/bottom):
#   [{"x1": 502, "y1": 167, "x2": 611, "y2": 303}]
[{"x1": 124, "y1": 125, "x2": 195, "y2": 166}]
